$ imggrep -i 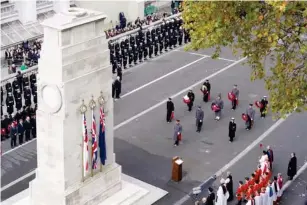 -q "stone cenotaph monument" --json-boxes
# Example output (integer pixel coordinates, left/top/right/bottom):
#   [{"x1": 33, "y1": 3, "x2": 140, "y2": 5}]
[{"x1": 2, "y1": 8, "x2": 167, "y2": 205}]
